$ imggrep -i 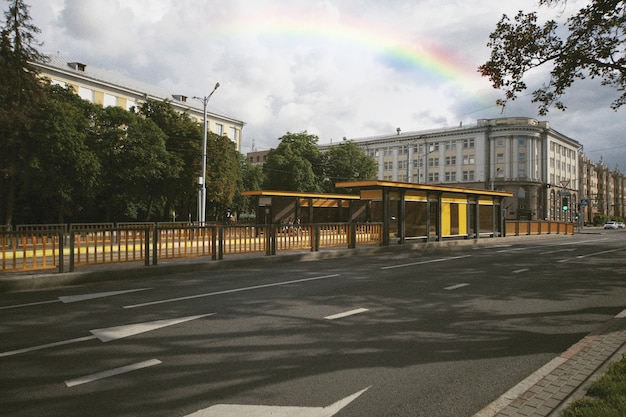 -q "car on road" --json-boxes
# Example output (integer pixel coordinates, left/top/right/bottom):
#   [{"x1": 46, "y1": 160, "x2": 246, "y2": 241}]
[
  {"x1": 604, "y1": 221, "x2": 618, "y2": 229},
  {"x1": 617, "y1": 222, "x2": 625, "y2": 229}
]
